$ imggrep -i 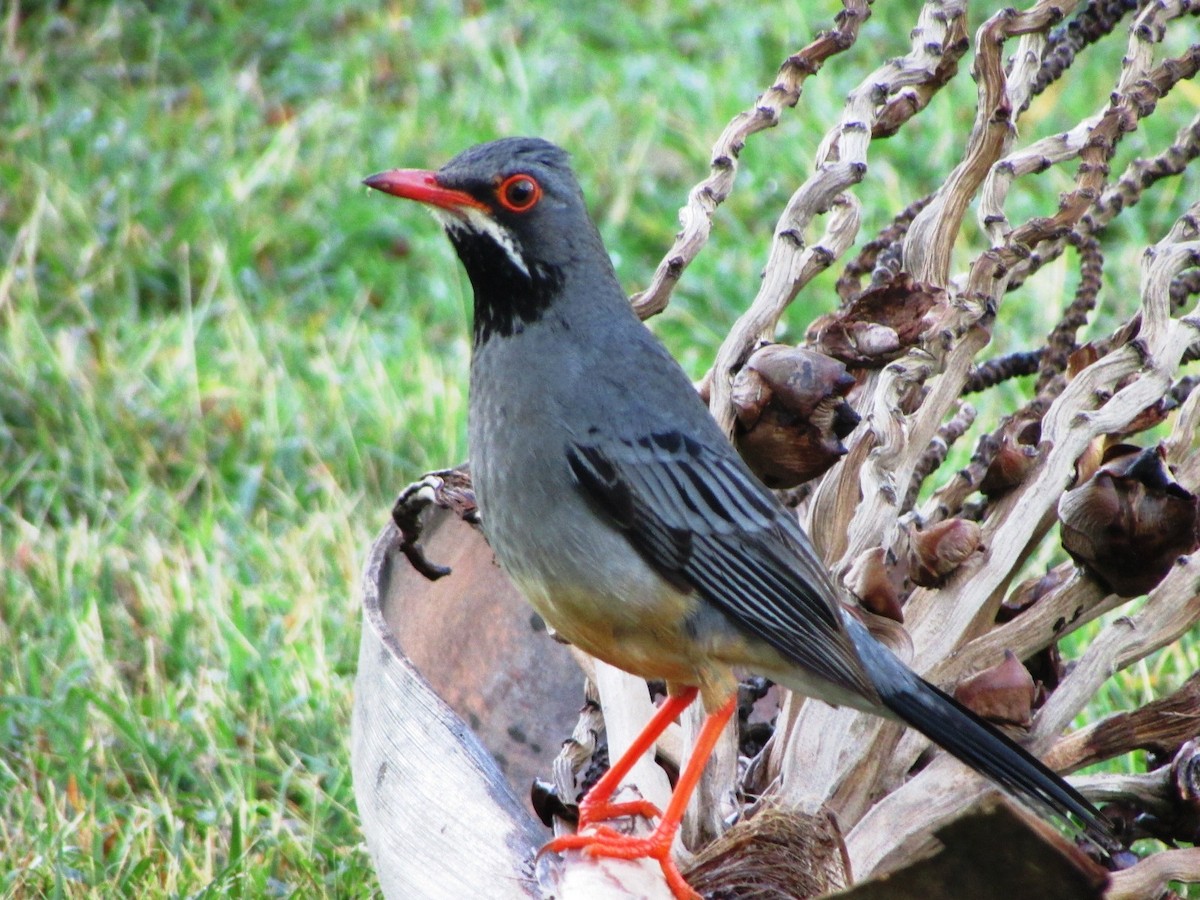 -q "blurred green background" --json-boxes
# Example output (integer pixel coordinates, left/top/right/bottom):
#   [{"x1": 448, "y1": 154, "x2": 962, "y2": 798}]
[{"x1": 2, "y1": 1, "x2": 1197, "y2": 896}]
